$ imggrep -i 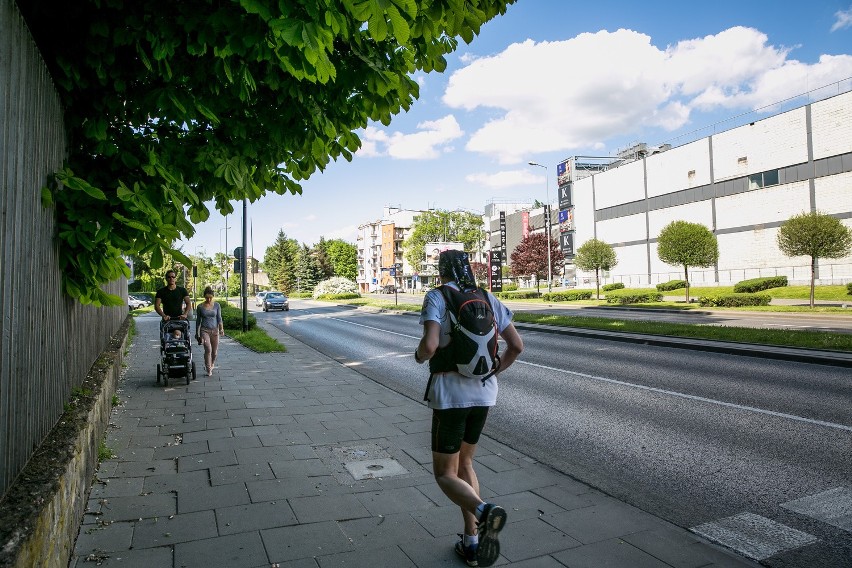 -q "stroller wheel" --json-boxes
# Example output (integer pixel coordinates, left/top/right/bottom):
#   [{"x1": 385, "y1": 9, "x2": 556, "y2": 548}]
[
  {"x1": 191, "y1": 362, "x2": 197, "y2": 382},
  {"x1": 156, "y1": 364, "x2": 161, "y2": 385}
]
